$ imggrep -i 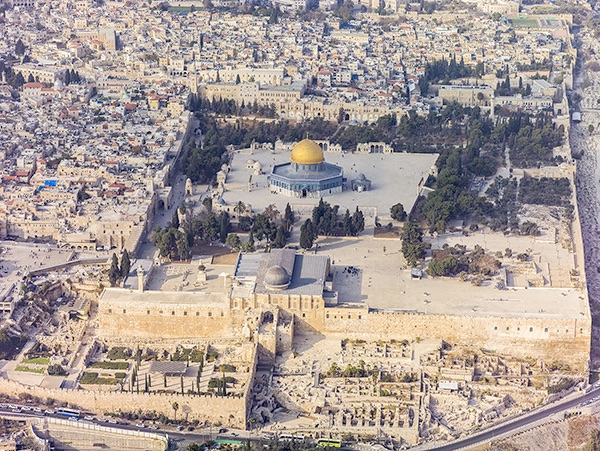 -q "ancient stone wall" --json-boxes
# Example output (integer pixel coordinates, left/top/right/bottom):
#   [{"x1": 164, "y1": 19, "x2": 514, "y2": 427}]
[
  {"x1": 0, "y1": 377, "x2": 247, "y2": 427},
  {"x1": 315, "y1": 311, "x2": 590, "y2": 370},
  {"x1": 98, "y1": 300, "x2": 245, "y2": 339}
]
